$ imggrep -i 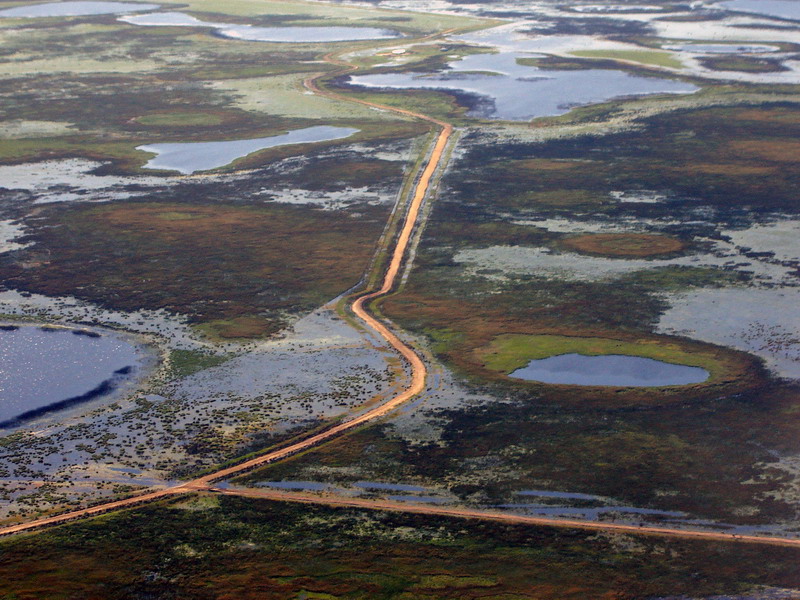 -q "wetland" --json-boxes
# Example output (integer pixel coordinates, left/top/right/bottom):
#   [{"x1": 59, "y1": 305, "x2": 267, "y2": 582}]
[
  {"x1": 0, "y1": 0, "x2": 799, "y2": 596},
  {"x1": 348, "y1": 51, "x2": 698, "y2": 120}
]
